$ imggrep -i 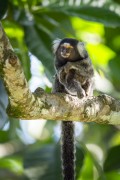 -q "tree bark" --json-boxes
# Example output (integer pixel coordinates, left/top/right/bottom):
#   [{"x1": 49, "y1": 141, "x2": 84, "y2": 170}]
[{"x1": 0, "y1": 22, "x2": 120, "y2": 125}]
